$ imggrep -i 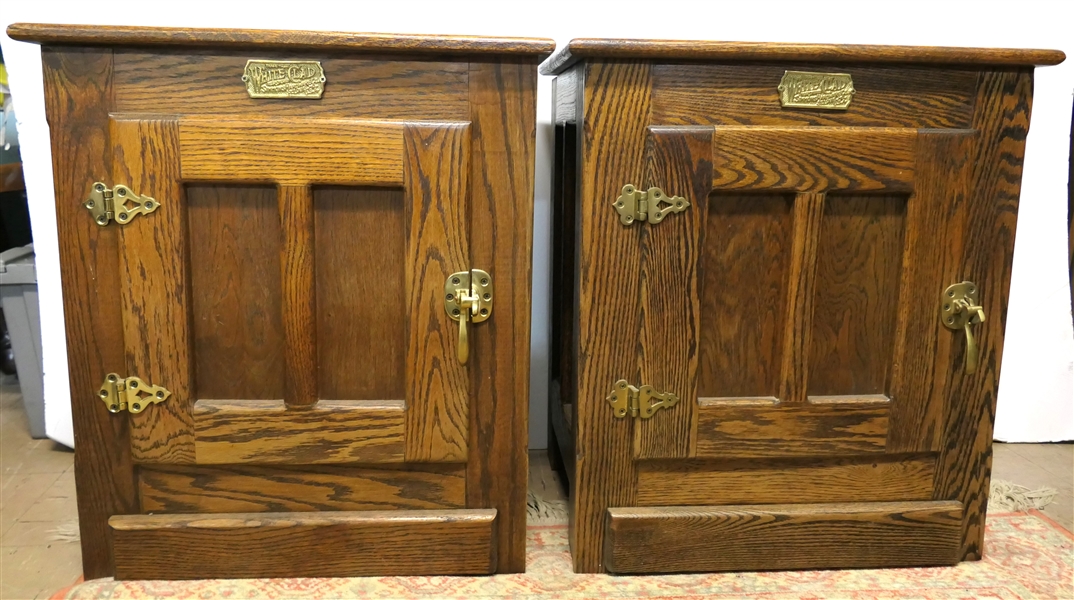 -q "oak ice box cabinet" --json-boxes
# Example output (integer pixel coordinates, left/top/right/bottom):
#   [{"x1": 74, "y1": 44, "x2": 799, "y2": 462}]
[
  {"x1": 7, "y1": 23, "x2": 554, "y2": 580},
  {"x1": 542, "y1": 39, "x2": 1064, "y2": 574}
]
